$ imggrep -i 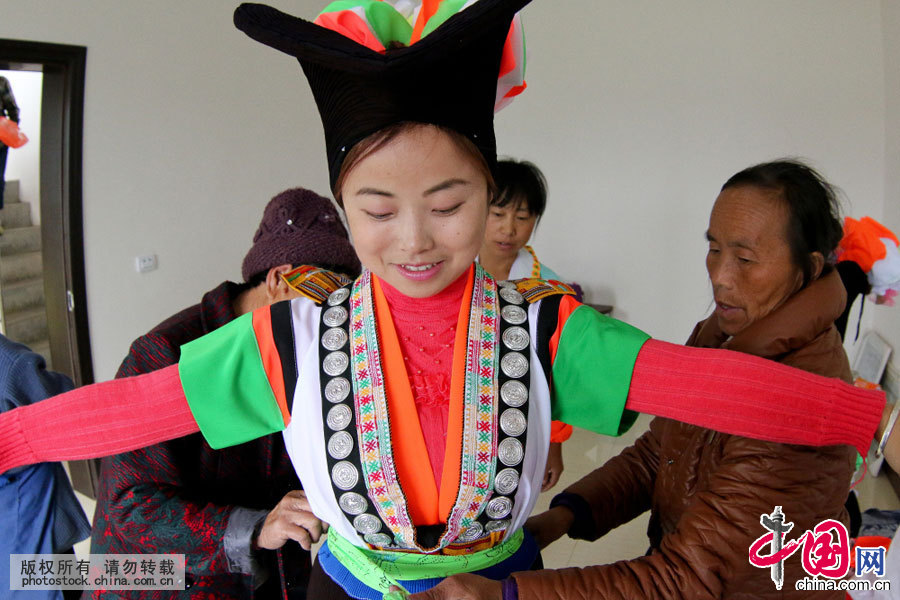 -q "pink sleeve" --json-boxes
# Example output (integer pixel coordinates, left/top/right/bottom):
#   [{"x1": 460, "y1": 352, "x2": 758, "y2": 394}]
[
  {"x1": 625, "y1": 339, "x2": 883, "y2": 458},
  {"x1": 0, "y1": 364, "x2": 199, "y2": 472}
]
